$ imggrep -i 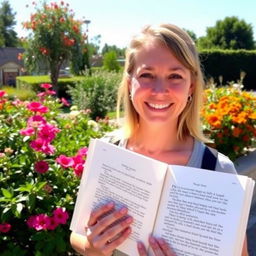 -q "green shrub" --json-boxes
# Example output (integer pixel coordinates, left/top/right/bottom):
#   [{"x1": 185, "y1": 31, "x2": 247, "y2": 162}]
[
  {"x1": 16, "y1": 76, "x2": 85, "y2": 98},
  {"x1": 68, "y1": 70, "x2": 122, "y2": 119},
  {"x1": 0, "y1": 86, "x2": 114, "y2": 255},
  {"x1": 199, "y1": 49, "x2": 256, "y2": 91},
  {"x1": 103, "y1": 51, "x2": 121, "y2": 72},
  {"x1": 2, "y1": 86, "x2": 36, "y2": 101}
]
